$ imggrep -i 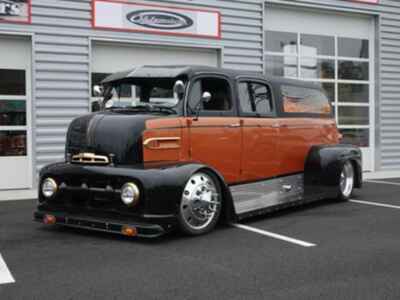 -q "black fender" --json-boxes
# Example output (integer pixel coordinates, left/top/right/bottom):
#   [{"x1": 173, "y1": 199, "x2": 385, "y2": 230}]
[
  {"x1": 304, "y1": 144, "x2": 362, "y2": 198},
  {"x1": 39, "y1": 161, "x2": 237, "y2": 223}
]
